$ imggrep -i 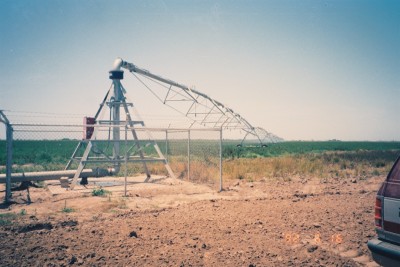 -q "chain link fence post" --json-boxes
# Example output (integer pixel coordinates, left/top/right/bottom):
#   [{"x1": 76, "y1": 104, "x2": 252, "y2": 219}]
[
  {"x1": 0, "y1": 111, "x2": 13, "y2": 203},
  {"x1": 219, "y1": 127, "x2": 223, "y2": 192},
  {"x1": 124, "y1": 124, "x2": 128, "y2": 197},
  {"x1": 165, "y1": 130, "x2": 168, "y2": 158},
  {"x1": 5, "y1": 123, "x2": 13, "y2": 202},
  {"x1": 187, "y1": 129, "x2": 191, "y2": 181}
]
